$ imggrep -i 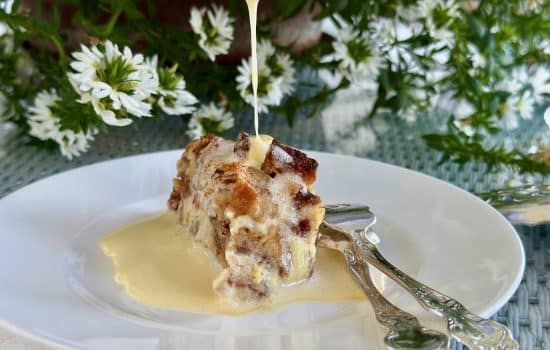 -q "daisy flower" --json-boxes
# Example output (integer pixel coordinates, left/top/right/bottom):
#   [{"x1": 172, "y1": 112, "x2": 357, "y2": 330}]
[
  {"x1": 332, "y1": 27, "x2": 384, "y2": 83},
  {"x1": 68, "y1": 40, "x2": 159, "y2": 126},
  {"x1": 529, "y1": 66, "x2": 550, "y2": 104},
  {"x1": 236, "y1": 40, "x2": 294, "y2": 113},
  {"x1": 57, "y1": 129, "x2": 96, "y2": 160},
  {"x1": 516, "y1": 91, "x2": 534, "y2": 120},
  {"x1": 27, "y1": 90, "x2": 61, "y2": 141},
  {"x1": 450, "y1": 98, "x2": 476, "y2": 136},
  {"x1": 189, "y1": 4, "x2": 234, "y2": 61},
  {"x1": 369, "y1": 18, "x2": 419, "y2": 72},
  {"x1": 499, "y1": 91, "x2": 533, "y2": 130},
  {"x1": 186, "y1": 103, "x2": 233, "y2": 139},
  {"x1": 151, "y1": 57, "x2": 198, "y2": 116},
  {"x1": 416, "y1": 0, "x2": 460, "y2": 47},
  {"x1": 27, "y1": 90, "x2": 96, "y2": 159},
  {"x1": 467, "y1": 43, "x2": 486, "y2": 71},
  {"x1": 544, "y1": 106, "x2": 550, "y2": 128}
]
